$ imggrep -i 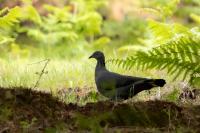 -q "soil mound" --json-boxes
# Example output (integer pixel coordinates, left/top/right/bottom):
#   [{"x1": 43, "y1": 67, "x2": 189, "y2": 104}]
[{"x1": 0, "y1": 87, "x2": 200, "y2": 132}]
